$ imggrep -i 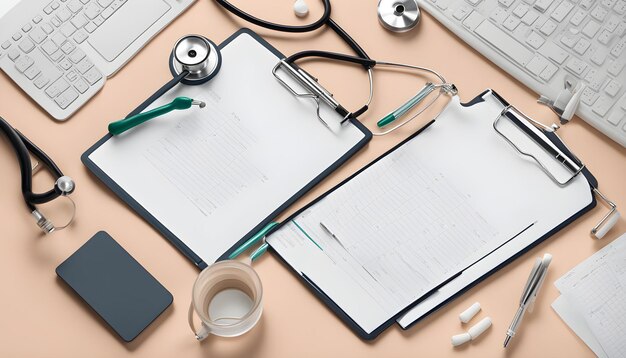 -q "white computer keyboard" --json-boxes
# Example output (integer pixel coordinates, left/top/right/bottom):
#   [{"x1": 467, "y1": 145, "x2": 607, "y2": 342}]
[
  {"x1": 0, "y1": 0, "x2": 127, "y2": 120},
  {"x1": 418, "y1": 0, "x2": 626, "y2": 147}
]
